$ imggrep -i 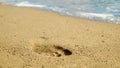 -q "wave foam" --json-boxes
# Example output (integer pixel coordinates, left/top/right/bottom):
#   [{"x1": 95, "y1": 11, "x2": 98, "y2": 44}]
[
  {"x1": 15, "y1": 1, "x2": 46, "y2": 8},
  {"x1": 78, "y1": 12, "x2": 113, "y2": 19}
]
